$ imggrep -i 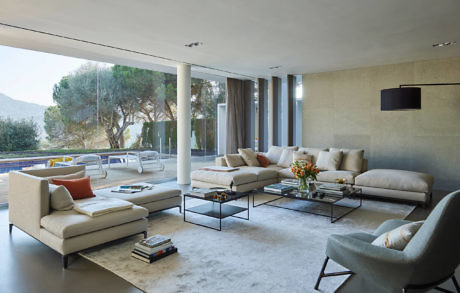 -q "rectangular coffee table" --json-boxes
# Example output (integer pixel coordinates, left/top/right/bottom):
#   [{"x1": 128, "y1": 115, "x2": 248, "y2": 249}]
[
  {"x1": 183, "y1": 190, "x2": 250, "y2": 231},
  {"x1": 254, "y1": 184, "x2": 362, "y2": 223}
]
